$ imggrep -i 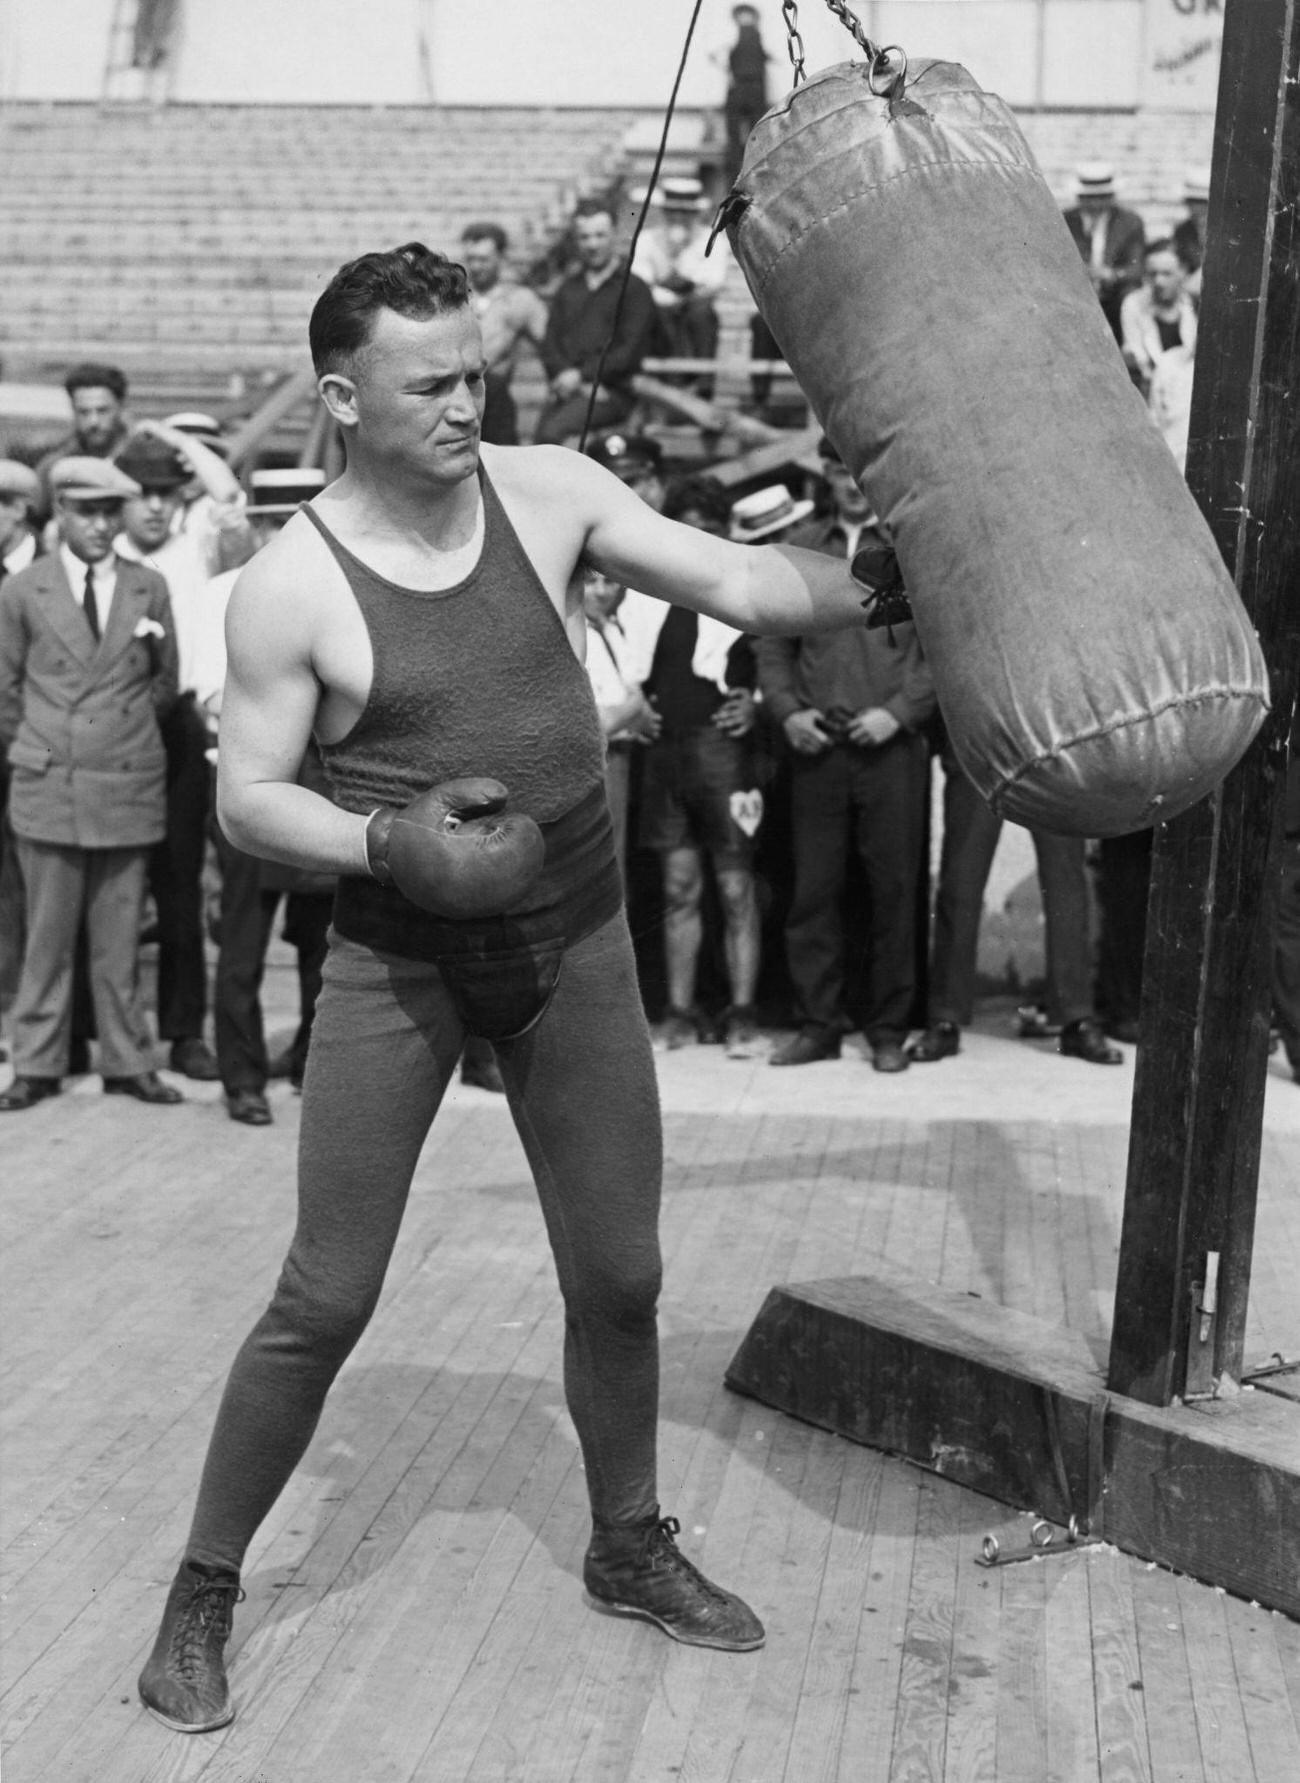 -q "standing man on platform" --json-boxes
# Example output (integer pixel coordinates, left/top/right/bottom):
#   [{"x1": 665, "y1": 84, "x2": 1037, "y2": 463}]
[
  {"x1": 0, "y1": 457, "x2": 180, "y2": 1111},
  {"x1": 756, "y1": 439, "x2": 935, "y2": 1073},
  {"x1": 137, "y1": 242, "x2": 879, "y2": 1734},
  {"x1": 459, "y1": 222, "x2": 549, "y2": 445},
  {"x1": 115, "y1": 422, "x2": 249, "y2": 1081},
  {"x1": 1062, "y1": 162, "x2": 1146, "y2": 343},
  {"x1": 534, "y1": 199, "x2": 656, "y2": 446},
  {"x1": 720, "y1": 5, "x2": 771, "y2": 188}
]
